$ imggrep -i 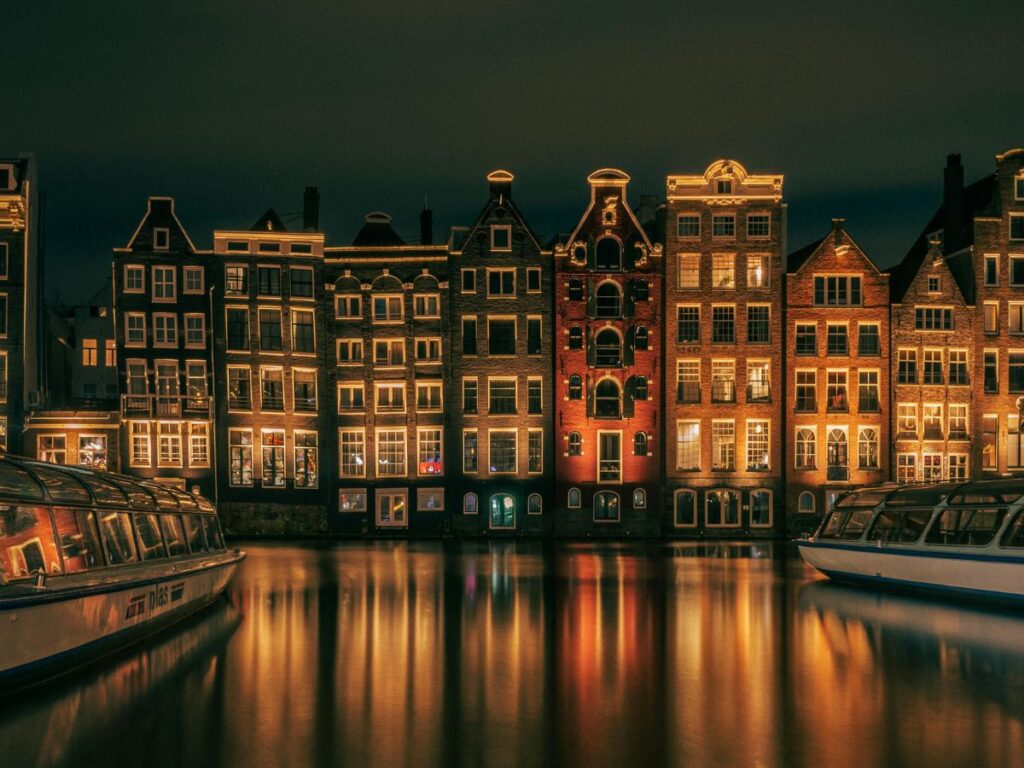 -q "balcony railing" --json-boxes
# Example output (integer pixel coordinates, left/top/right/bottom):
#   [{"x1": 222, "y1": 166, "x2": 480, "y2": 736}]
[
  {"x1": 711, "y1": 381, "x2": 736, "y2": 403},
  {"x1": 826, "y1": 466, "x2": 849, "y2": 482},
  {"x1": 121, "y1": 394, "x2": 211, "y2": 418},
  {"x1": 746, "y1": 383, "x2": 770, "y2": 402},
  {"x1": 261, "y1": 392, "x2": 285, "y2": 411},
  {"x1": 677, "y1": 382, "x2": 701, "y2": 404}
]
